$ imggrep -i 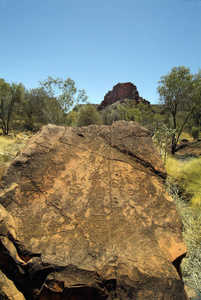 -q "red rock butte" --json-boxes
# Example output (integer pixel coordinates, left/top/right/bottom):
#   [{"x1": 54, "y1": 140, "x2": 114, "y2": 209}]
[{"x1": 98, "y1": 82, "x2": 150, "y2": 110}]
